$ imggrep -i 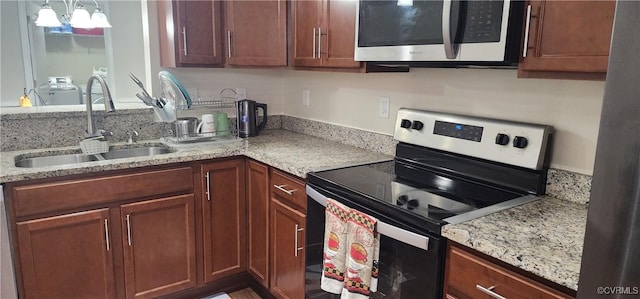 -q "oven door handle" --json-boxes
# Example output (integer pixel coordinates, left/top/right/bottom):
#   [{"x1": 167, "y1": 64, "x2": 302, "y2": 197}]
[{"x1": 306, "y1": 185, "x2": 430, "y2": 251}]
